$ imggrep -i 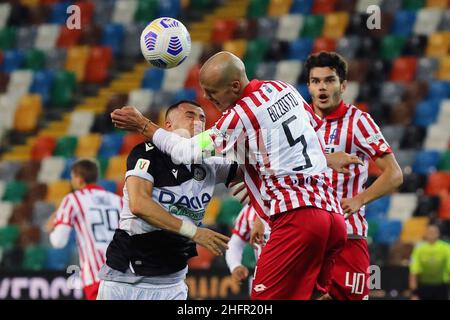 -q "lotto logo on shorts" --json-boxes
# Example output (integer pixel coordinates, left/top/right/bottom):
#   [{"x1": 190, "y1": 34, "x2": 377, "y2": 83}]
[{"x1": 254, "y1": 284, "x2": 267, "y2": 292}]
